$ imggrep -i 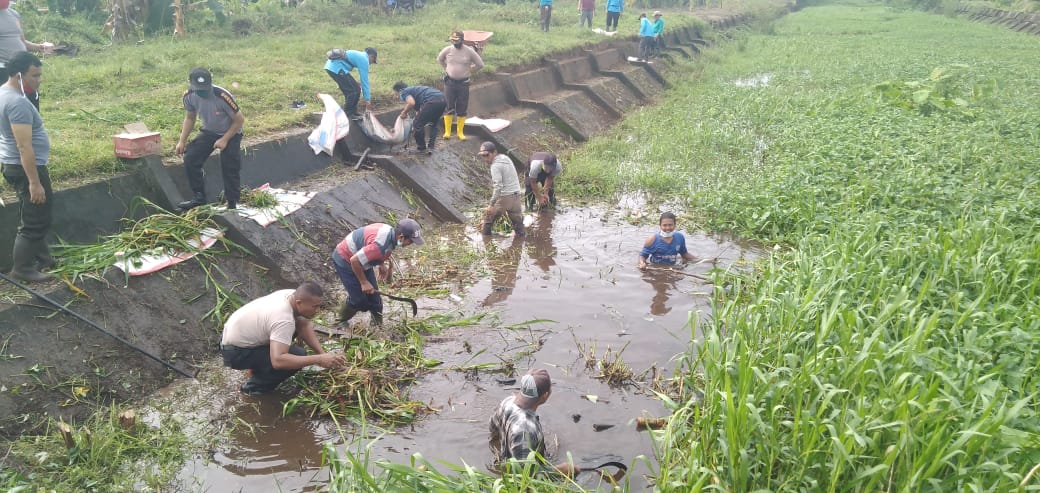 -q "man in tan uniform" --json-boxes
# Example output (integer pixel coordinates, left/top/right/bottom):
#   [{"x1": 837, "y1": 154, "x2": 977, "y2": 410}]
[
  {"x1": 220, "y1": 281, "x2": 345, "y2": 395},
  {"x1": 437, "y1": 30, "x2": 484, "y2": 141}
]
